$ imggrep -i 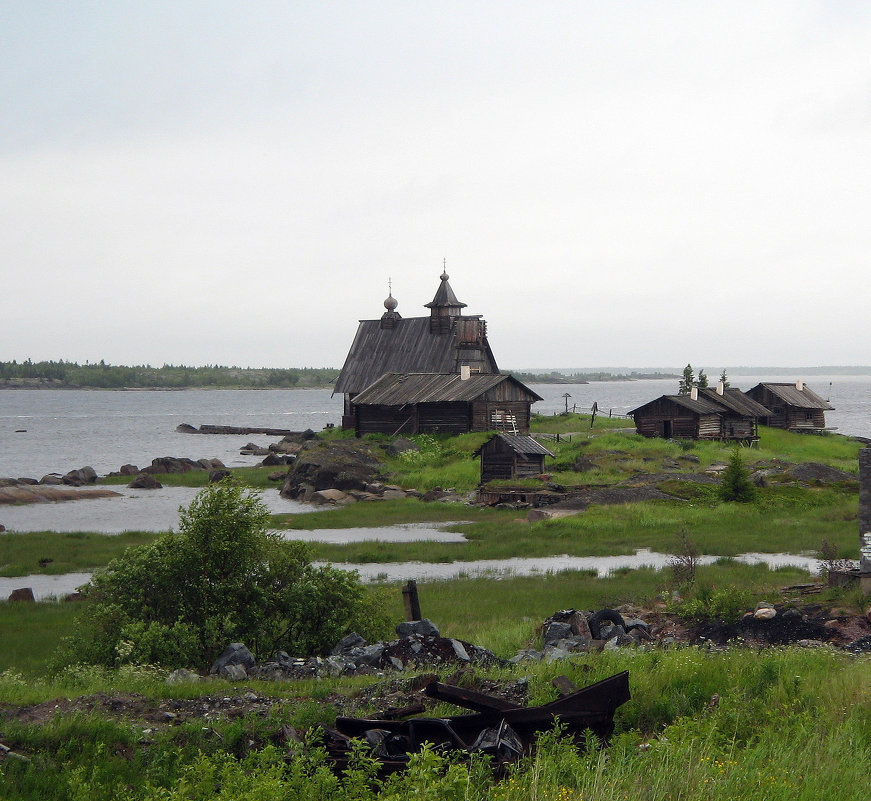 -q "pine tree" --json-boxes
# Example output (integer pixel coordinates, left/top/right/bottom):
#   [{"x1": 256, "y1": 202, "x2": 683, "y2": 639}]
[
  {"x1": 719, "y1": 369, "x2": 729, "y2": 389},
  {"x1": 697, "y1": 369, "x2": 708, "y2": 389},
  {"x1": 678, "y1": 364, "x2": 695, "y2": 395},
  {"x1": 718, "y1": 447, "x2": 756, "y2": 502}
]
